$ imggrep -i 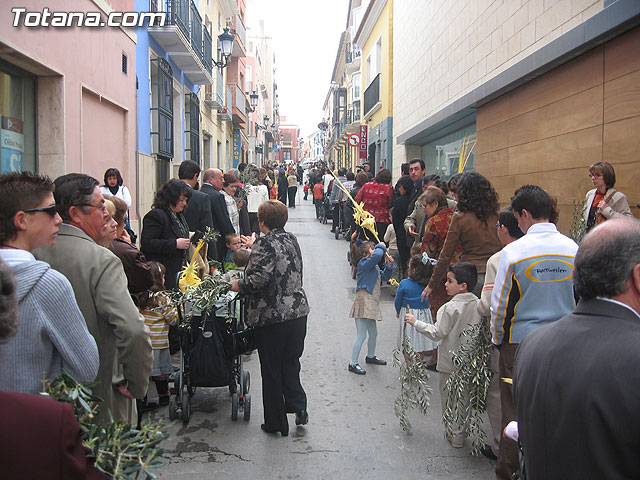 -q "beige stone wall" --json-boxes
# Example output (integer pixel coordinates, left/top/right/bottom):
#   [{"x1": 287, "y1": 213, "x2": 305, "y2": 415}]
[
  {"x1": 476, "y1": 26, "x2": 640, "y2": 235},
  {"x1": 393, "y1": 0, "x2": 603, "y2": 177}
]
